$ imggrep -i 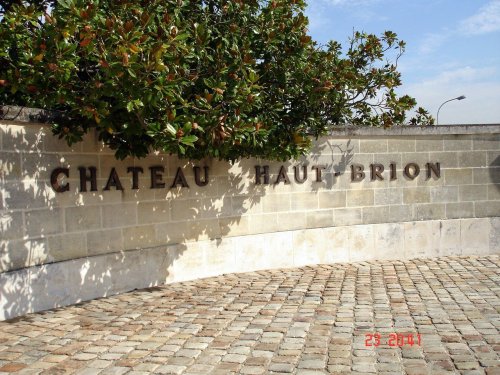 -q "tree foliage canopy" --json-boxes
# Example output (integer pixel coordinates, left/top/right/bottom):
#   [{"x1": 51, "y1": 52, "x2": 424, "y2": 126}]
[{"x1": 0, "y1": 0, "x2": 433, "y2": 160}]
